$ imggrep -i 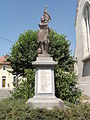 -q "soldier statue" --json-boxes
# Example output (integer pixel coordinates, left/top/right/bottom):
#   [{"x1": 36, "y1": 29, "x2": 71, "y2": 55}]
[{"x1": 37, "y1": 6, "x2": 51, "y2": 56}]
